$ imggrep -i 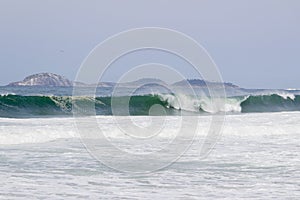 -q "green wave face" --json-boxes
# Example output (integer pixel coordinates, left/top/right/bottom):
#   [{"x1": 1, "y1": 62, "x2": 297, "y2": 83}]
[
  {"x1": 0, "y1": 95, "x2": 175, "y2": 118},
  {"x1": 0, "y1": 95, "x2": 65, "y2": 117}
]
